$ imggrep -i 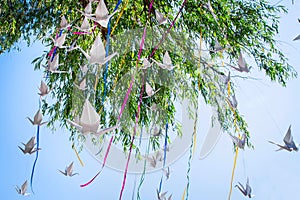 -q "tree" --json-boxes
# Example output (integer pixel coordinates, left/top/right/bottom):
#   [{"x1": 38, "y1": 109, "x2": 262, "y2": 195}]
[{"x1": 0, "y1": 0, "x2": 297, "y2": 154}]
